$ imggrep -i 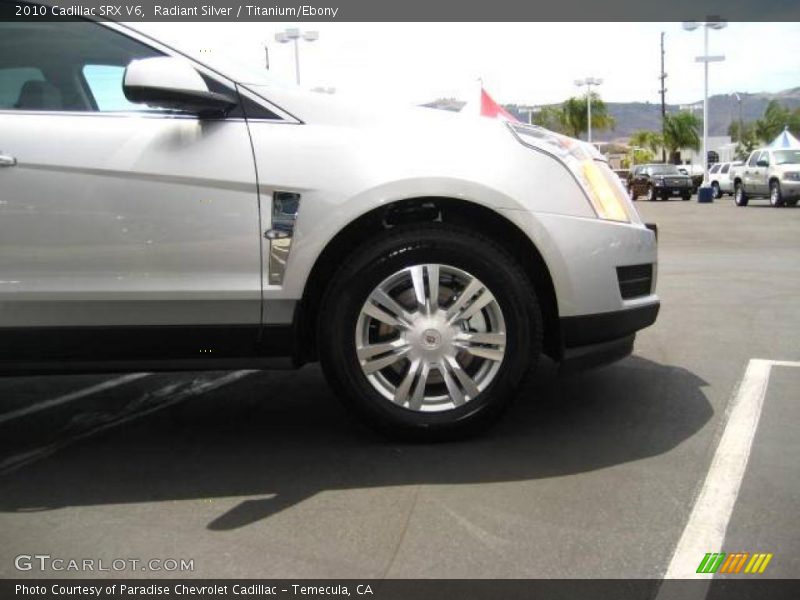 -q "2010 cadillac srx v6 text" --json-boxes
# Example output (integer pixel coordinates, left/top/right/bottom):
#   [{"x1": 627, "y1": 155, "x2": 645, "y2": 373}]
[{"x1": 0, "y1": 19, "x2": 659, "y2": 437}]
